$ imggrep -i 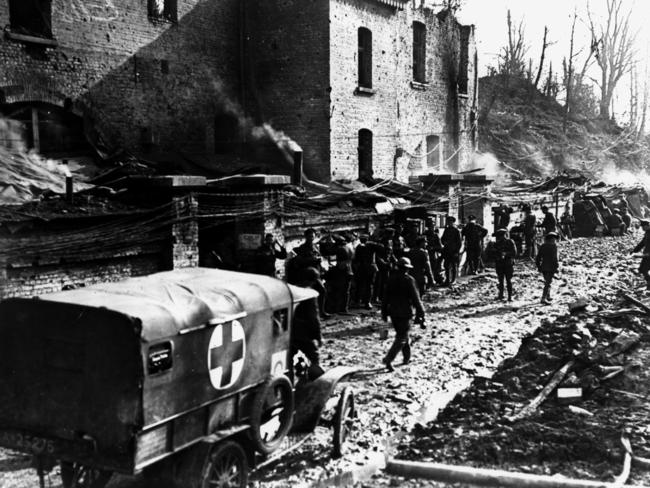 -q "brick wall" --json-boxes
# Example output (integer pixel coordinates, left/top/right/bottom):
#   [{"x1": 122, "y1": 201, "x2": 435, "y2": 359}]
[
  {"x1": 171, "y1": 195, "x2": 199, "y2": 268},
  {"x1": 0, "y1": 254, "x2": 162, "y2": 298},
  {"x1": 0, "y1": 197, "x2": 201, "y2": 298},
  {"x1": 248, "y1": 0, "x2": 477, "y2": 183},
  {"x1": 0, "y1": 0, "x2": 240, "y2": 153},
  {"x1": 329, "y1": 2, "x2": 478, "y2": 181},
  {"x1": 244, "y1": 0, "x2": 331, "y2": 182}
]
